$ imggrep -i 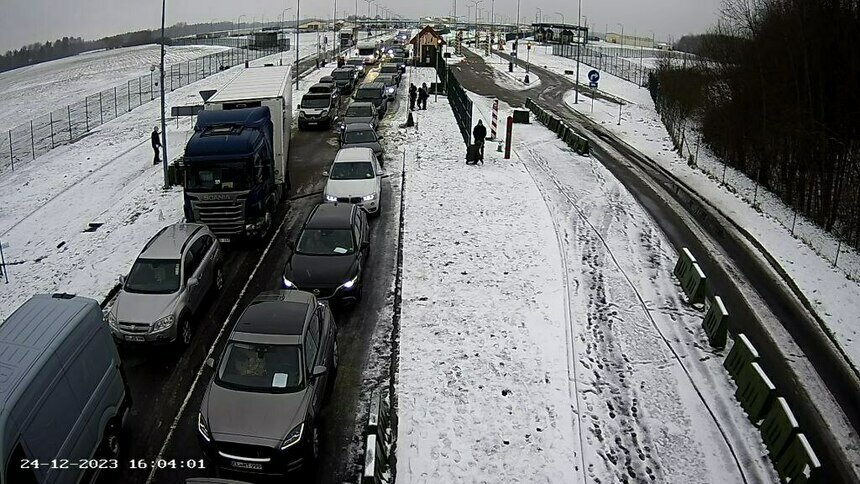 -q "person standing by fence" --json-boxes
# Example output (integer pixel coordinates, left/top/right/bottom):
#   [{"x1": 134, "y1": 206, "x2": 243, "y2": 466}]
[
  {"x1": 409, "y1": 83, "x2": 417, "y2": 111},
  {"x1": 151, "y1": 127, "x2": 162, "y2": 165},
  {"x1": 473, "y1": 120, "x2": 487, "y2": 163}
]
